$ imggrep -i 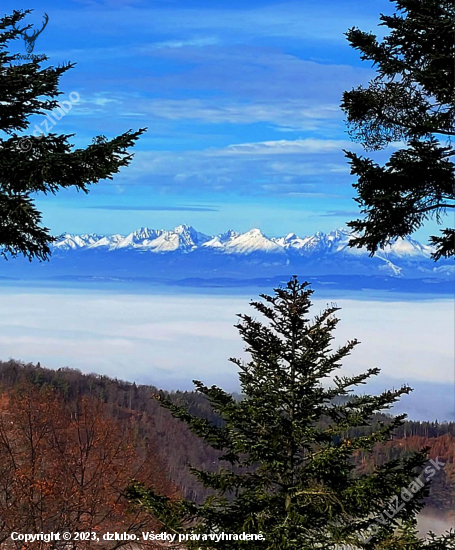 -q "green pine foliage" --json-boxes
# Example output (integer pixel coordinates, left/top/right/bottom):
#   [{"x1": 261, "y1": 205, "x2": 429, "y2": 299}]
[
  {"x1": 127, "y1": 278, "x2": 455, "y2": 548},
  {"x1": 341, "y1": 0, "x2": 454, "y2": 260},
  {"x1": 0, "y1": 10, "x2": 145, "y2": 261}
]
